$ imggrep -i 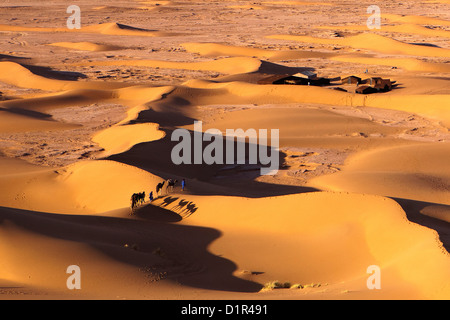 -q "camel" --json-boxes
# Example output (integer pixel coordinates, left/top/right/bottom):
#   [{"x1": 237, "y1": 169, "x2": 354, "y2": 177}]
[
  {"x1": 156, "y1": 181, "x2": 165, "y2": 196},
  {"x1": 131, "y1": 192, "x2": 145, "y2": 209},
  {"x1": 166, "y1": 179, "x2": 178, "y2": 193}
]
